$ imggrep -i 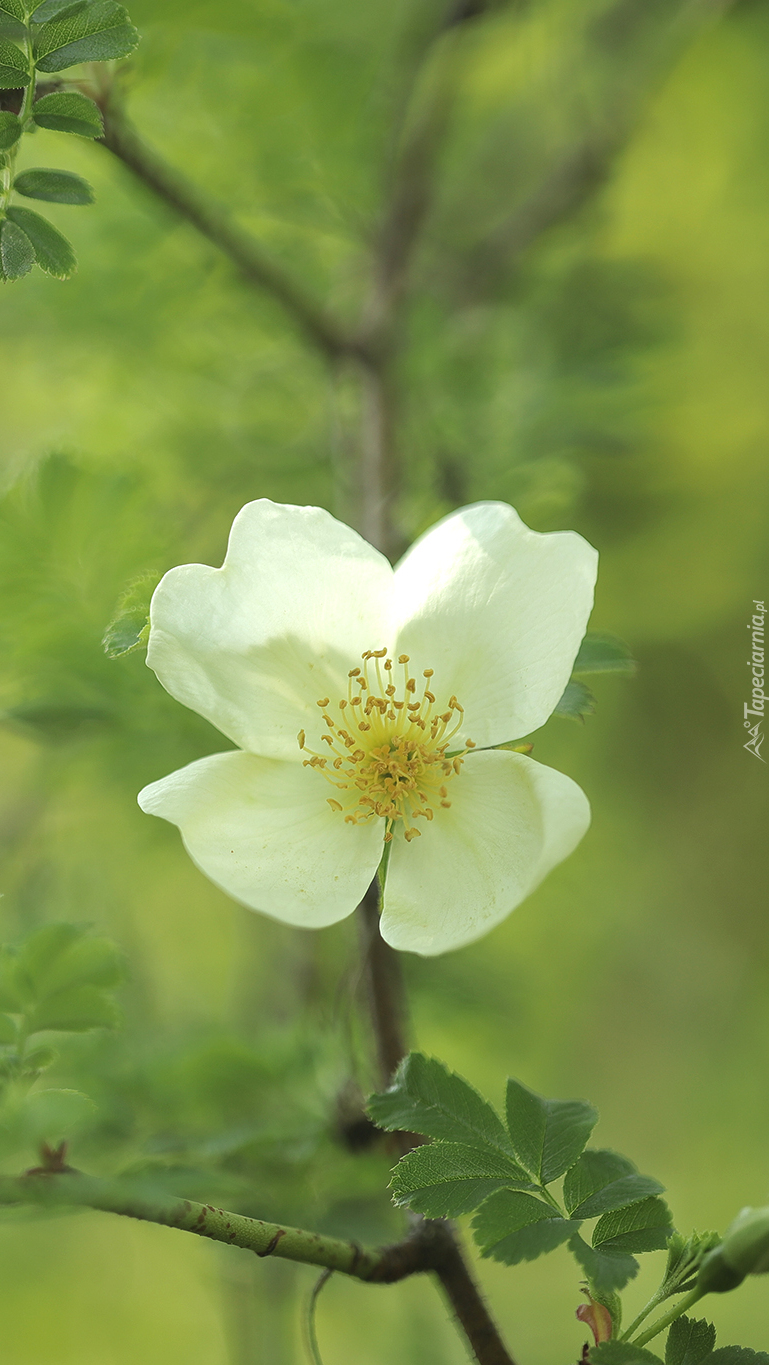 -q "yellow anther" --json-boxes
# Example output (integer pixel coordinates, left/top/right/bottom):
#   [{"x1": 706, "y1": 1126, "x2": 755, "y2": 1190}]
[
  {"x1": 424, "y1": 691, "x2": 435, "y2": 703},
  {"x1": 423, "y1": 669, "x2": 434, "y2": 678},
  {"x1": 317, "y1": 697, "x2": 330, "y2": 708},
  {"x1": 404, "y1": 827, "x2": 421, "y2": 842},
  {"x1": 327, "y1": 799, "x2": 343, "y2": 812},
  {"x1": 465, "y1": 739, "x2": 476, "y2": 748},
  {"x1": 349, "y1": 668, "x2": 360, "y2": 677},
  {"x1": 324, "y1": 715, "x2": 335, "y2": 727},
  {"x1": 384, "y1": 659, "x2": 393, "y2": 671},
  {"x1": 406, "y1": 678, "x2": 416, "y2": 693},
  {"x1": 298, "y1": 730, "x2": 306, "y2": 749},
  {"x1": 372, "y1": 647, "x2": 388, "y2": 658},
  {"x1": 398, "y1": 654, "x2": 409, "y2": 664},
  {"x1": 440, "y1": 800, "x2": 451, "y2": 808},
  {"x1": 350, "y1": 696, "x2": 361, "y2": 707}
]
